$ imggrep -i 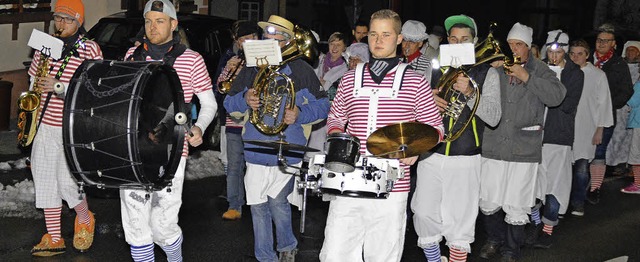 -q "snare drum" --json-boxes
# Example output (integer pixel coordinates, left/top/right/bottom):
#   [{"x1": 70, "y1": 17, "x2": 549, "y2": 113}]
[
  {"x1": 309, "y1": 155, "x2": 403, "y2": 198},
  {"x1": 63, "y1": 60, "x2": 187, "y2": 190},
  {"x1": 324, "y1": 132, "x2": 360, "y2": 173}
]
